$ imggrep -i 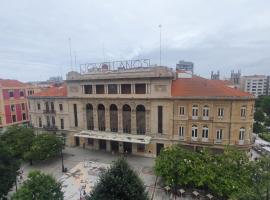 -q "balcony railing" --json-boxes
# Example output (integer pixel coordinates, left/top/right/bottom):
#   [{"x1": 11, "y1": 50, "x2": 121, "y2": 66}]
[
  {"x1": 43, "y1": 125, "x2": 58, "y2": 131},
  {"x1": 43, "y1": 109, "x2": 56, "y2": 114},
  {"x1": 137, "y1": 128, "x2": 146, "y2": 135}
]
